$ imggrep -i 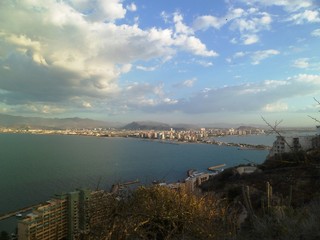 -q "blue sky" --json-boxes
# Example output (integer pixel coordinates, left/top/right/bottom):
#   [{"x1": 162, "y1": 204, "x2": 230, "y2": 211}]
[{"x1": 0, "y1": 0, "x2": 320, "y2": 127}]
